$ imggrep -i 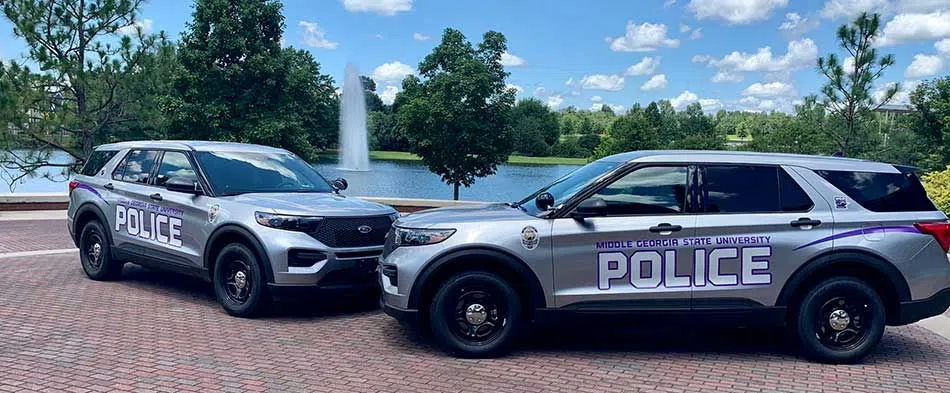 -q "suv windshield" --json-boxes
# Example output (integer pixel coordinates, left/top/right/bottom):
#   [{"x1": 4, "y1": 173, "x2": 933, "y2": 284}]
[
  {"x1": 195, "y1": 151, "x2": 334, "y2": 196},
  {"x1": 518, "y1": 160, "x2": 621, "y2": 216}
]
